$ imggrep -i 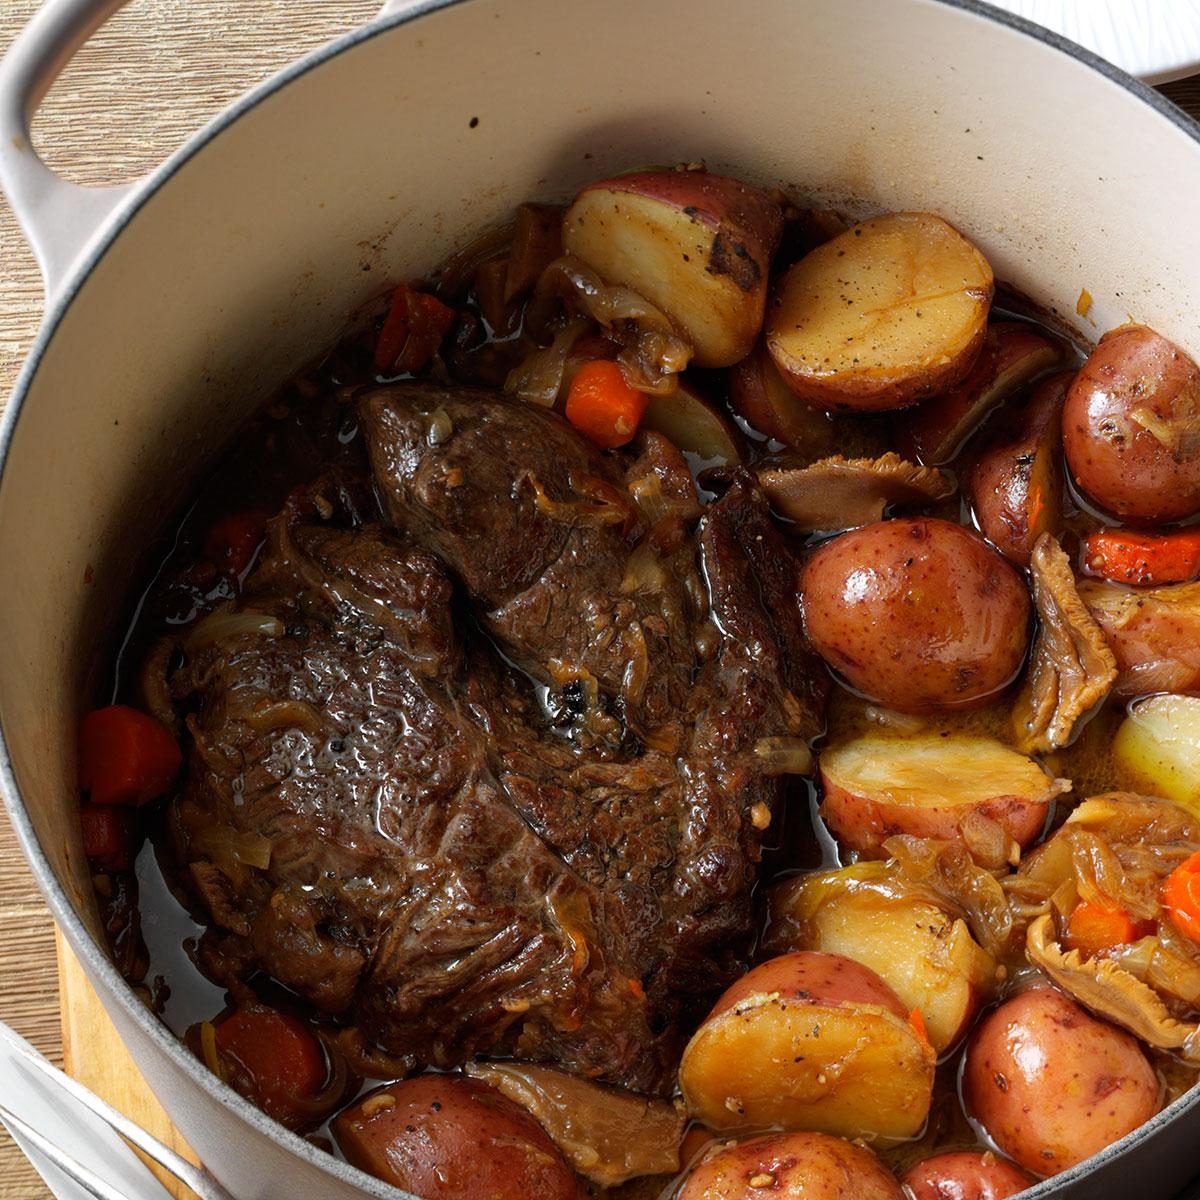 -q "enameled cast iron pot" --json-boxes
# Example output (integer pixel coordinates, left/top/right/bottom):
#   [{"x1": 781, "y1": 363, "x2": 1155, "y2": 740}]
[{"x1": 2, "y1": 1, "x2": 1200, "y2": 1196}]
